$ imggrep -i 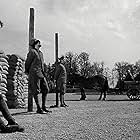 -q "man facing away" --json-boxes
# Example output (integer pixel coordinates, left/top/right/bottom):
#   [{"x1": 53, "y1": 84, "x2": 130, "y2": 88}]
[{"x1": 54, "y1": 56, "x2": 68, "y2": 107}]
